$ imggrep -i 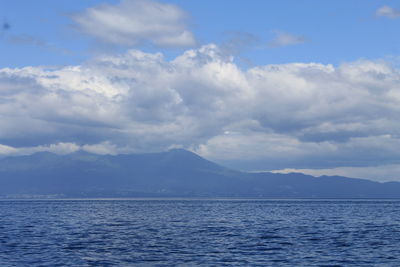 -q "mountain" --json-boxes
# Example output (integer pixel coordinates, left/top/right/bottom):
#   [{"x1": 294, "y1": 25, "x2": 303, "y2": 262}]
[{"x1": 0, "y1": 149, "x2": 399, "y2": 198}]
